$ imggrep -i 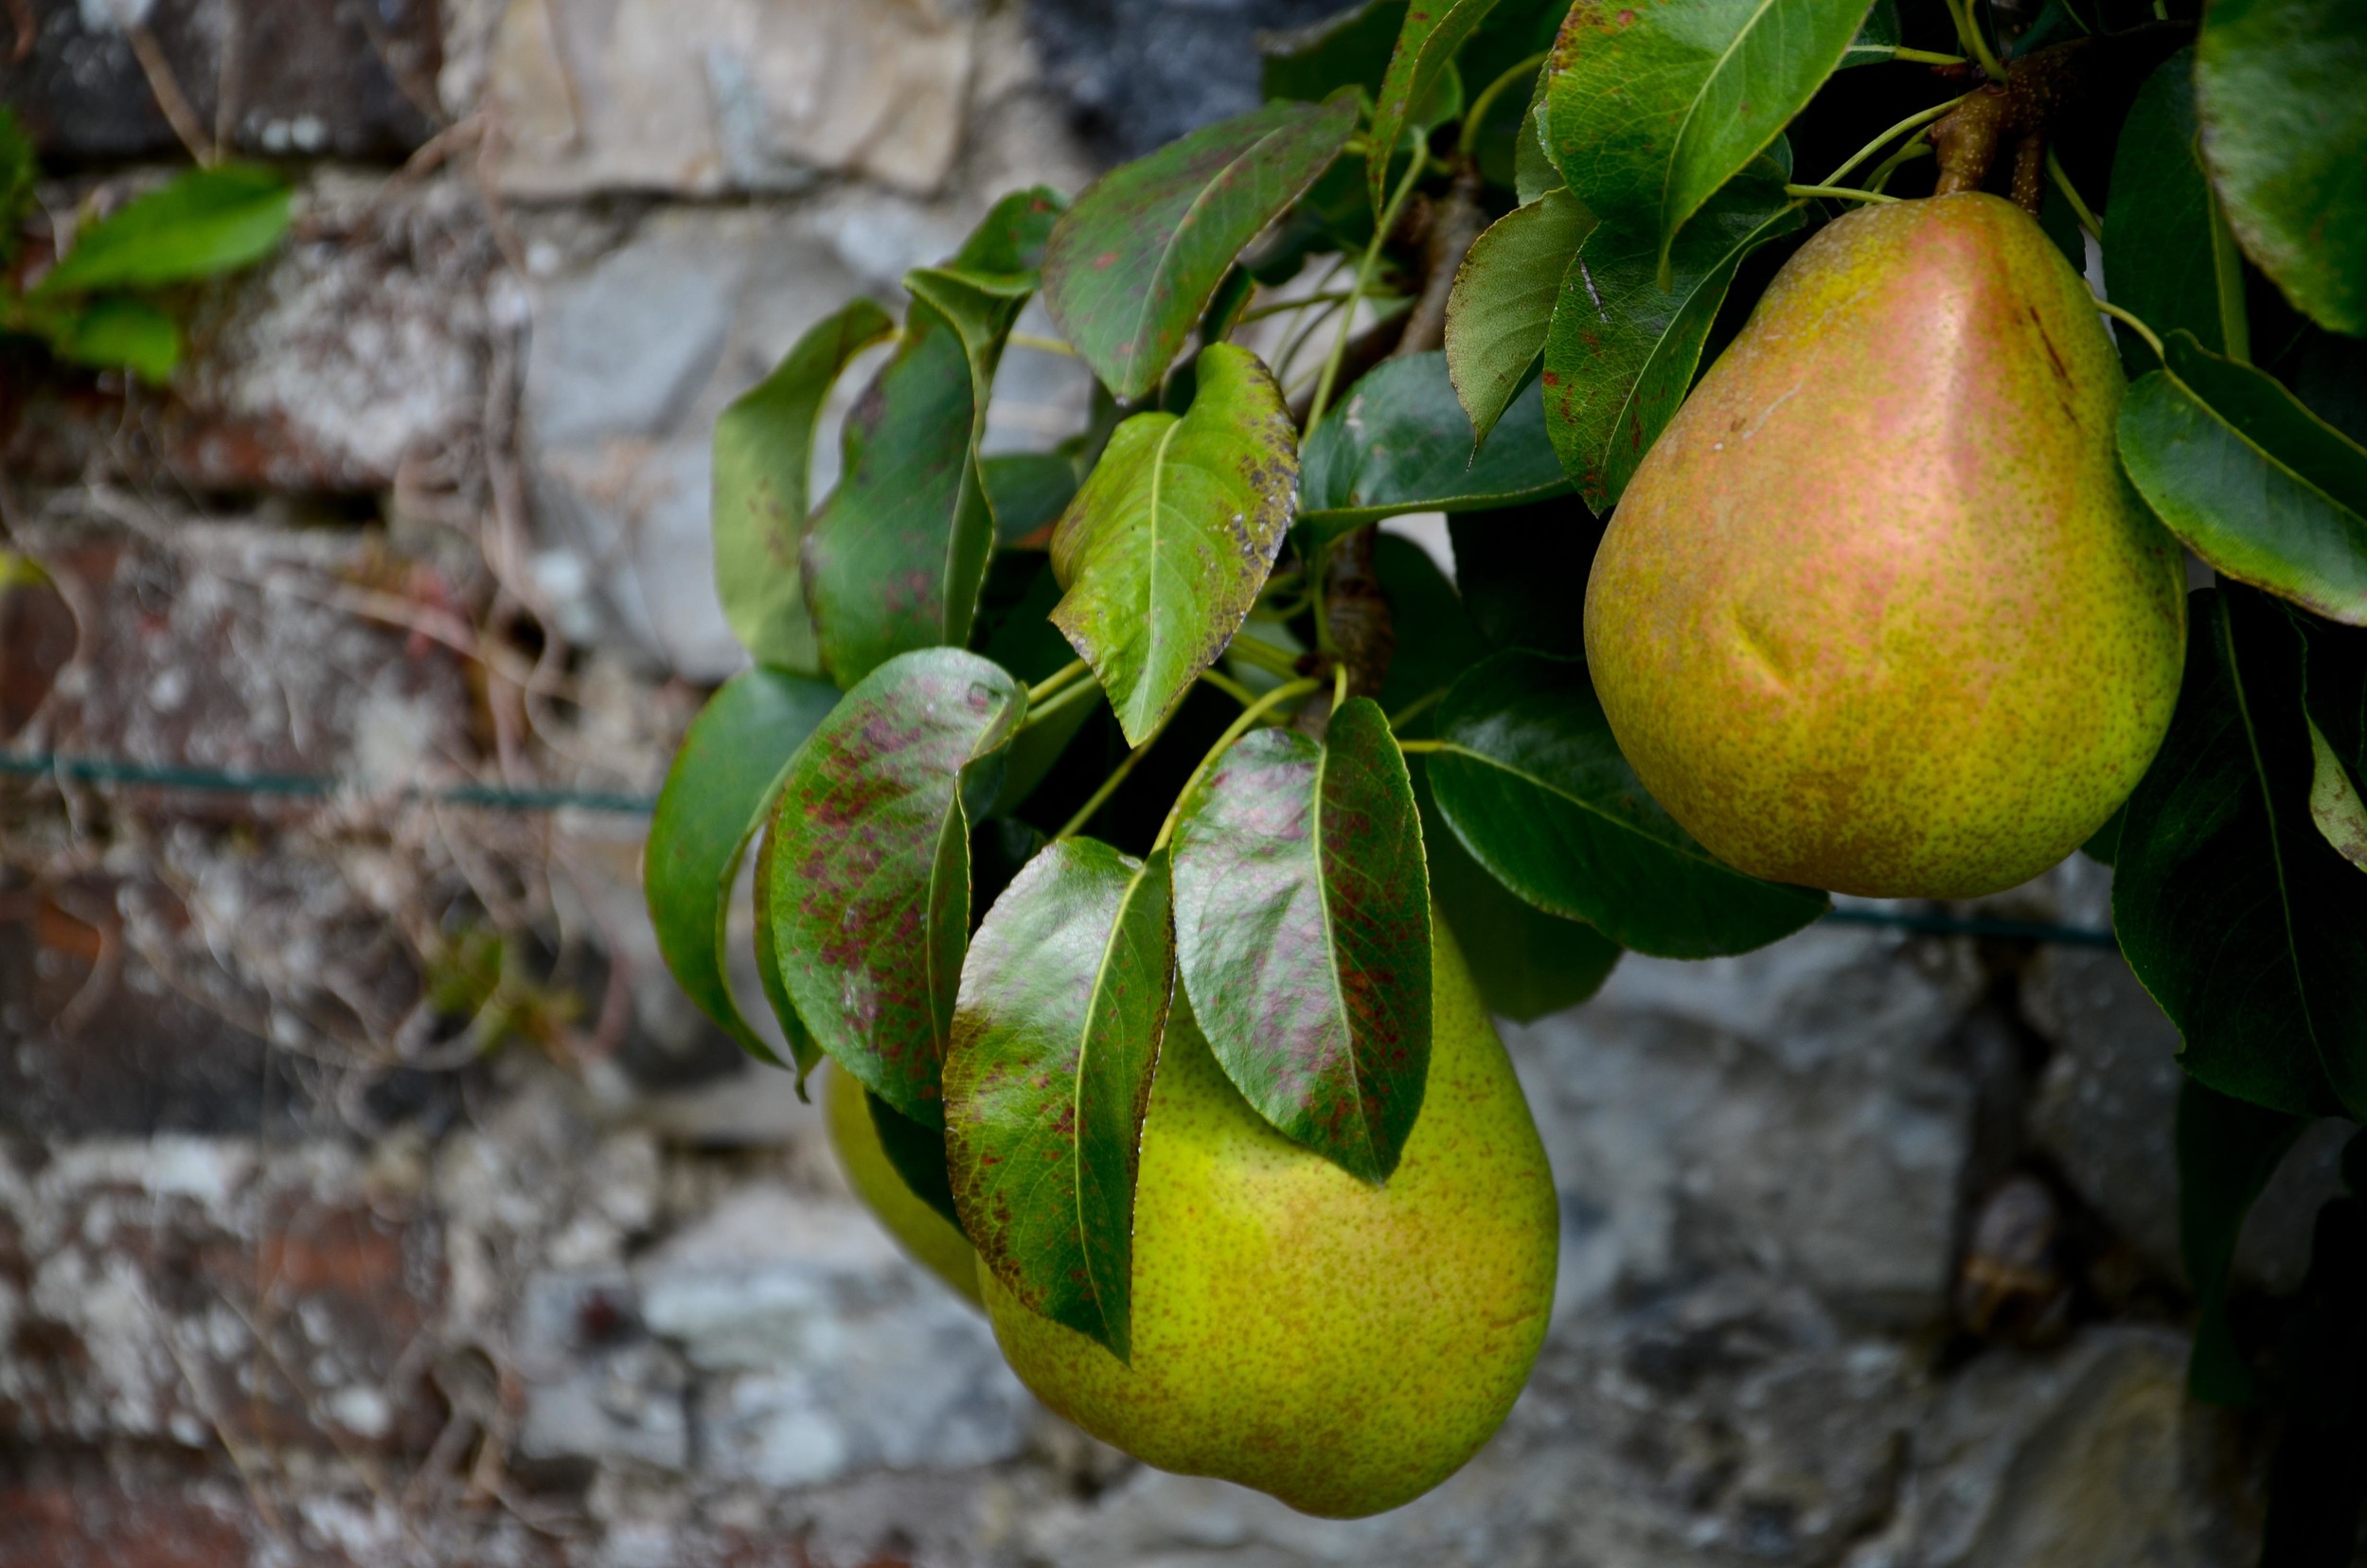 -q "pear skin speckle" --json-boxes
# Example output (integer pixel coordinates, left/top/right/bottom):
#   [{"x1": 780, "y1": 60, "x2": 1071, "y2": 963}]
[
  {"x1": 1584, "y1": 193, "x2": 2187, "y2": 898},
  {"x1": 982, "y1": 918, "x2": 1558, "y2": 1519}
]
